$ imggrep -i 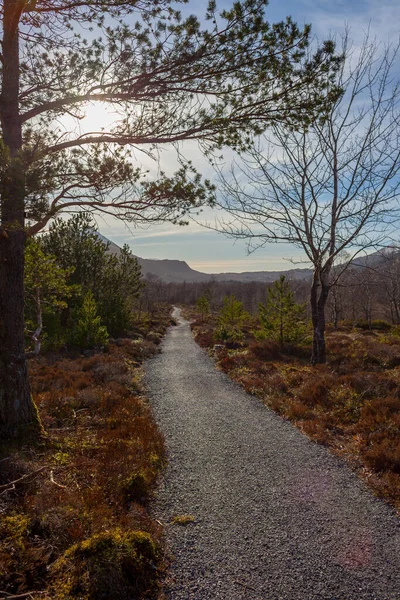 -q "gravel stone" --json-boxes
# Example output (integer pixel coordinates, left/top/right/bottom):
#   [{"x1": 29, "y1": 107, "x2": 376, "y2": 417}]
[{"x1": 145, "y1": 308, "x2": 400, "y2": 599}]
